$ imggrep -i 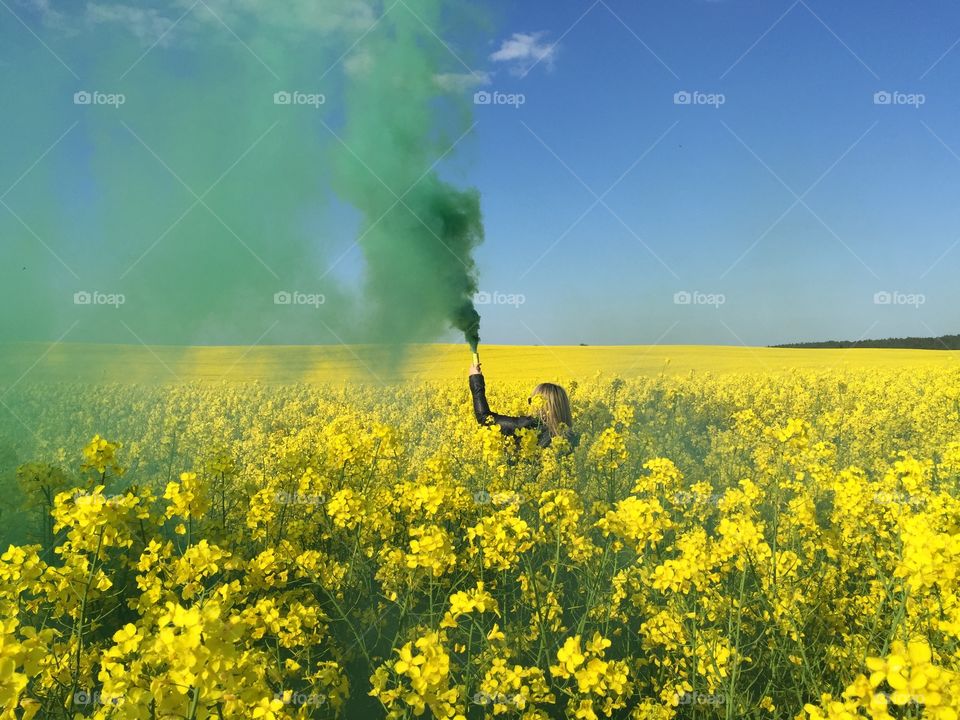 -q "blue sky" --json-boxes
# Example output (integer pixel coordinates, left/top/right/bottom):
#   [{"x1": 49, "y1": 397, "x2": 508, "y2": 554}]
[
  {"x1": 465, "y1": 0, "x2": 960, "y2": 346},
  {"x1": 2, "y1": 0, "x2": 960, "y2": 347}
]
